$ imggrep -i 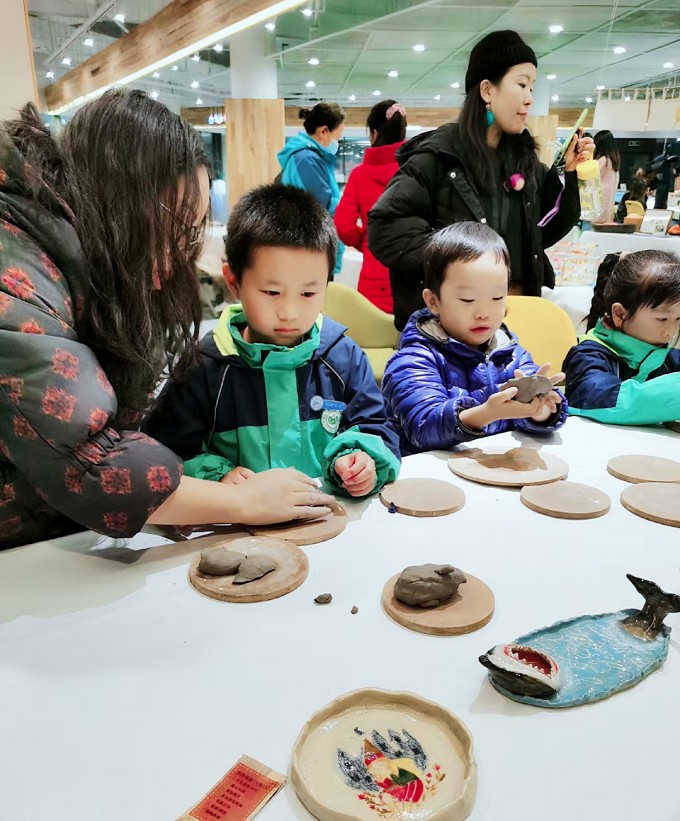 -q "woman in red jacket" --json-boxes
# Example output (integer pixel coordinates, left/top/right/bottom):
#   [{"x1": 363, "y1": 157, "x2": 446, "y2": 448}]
[{"x1": 334, "y1": 100, "x2": 406, "y2": 313}]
